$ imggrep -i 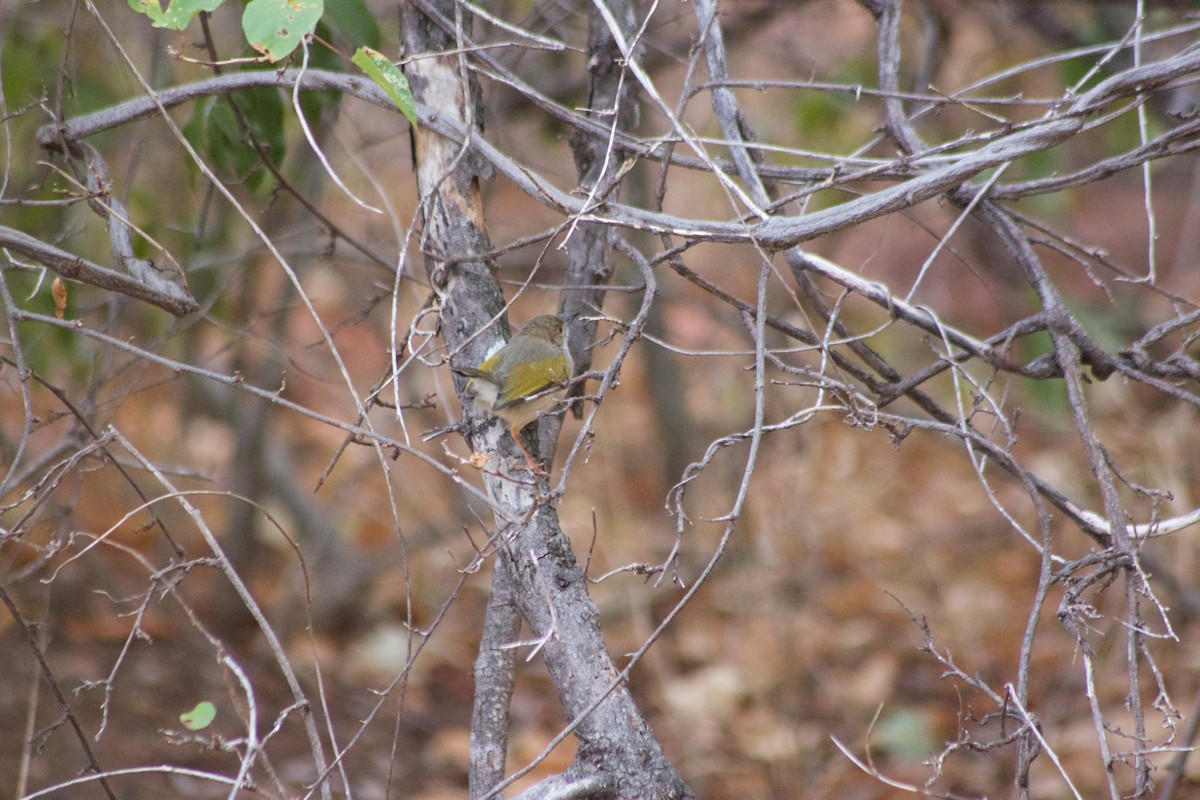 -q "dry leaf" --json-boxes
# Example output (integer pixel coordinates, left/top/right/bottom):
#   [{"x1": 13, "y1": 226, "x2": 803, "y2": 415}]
[{"x1": 51, "y1": 277, "x2": 68, "y2": 319}]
